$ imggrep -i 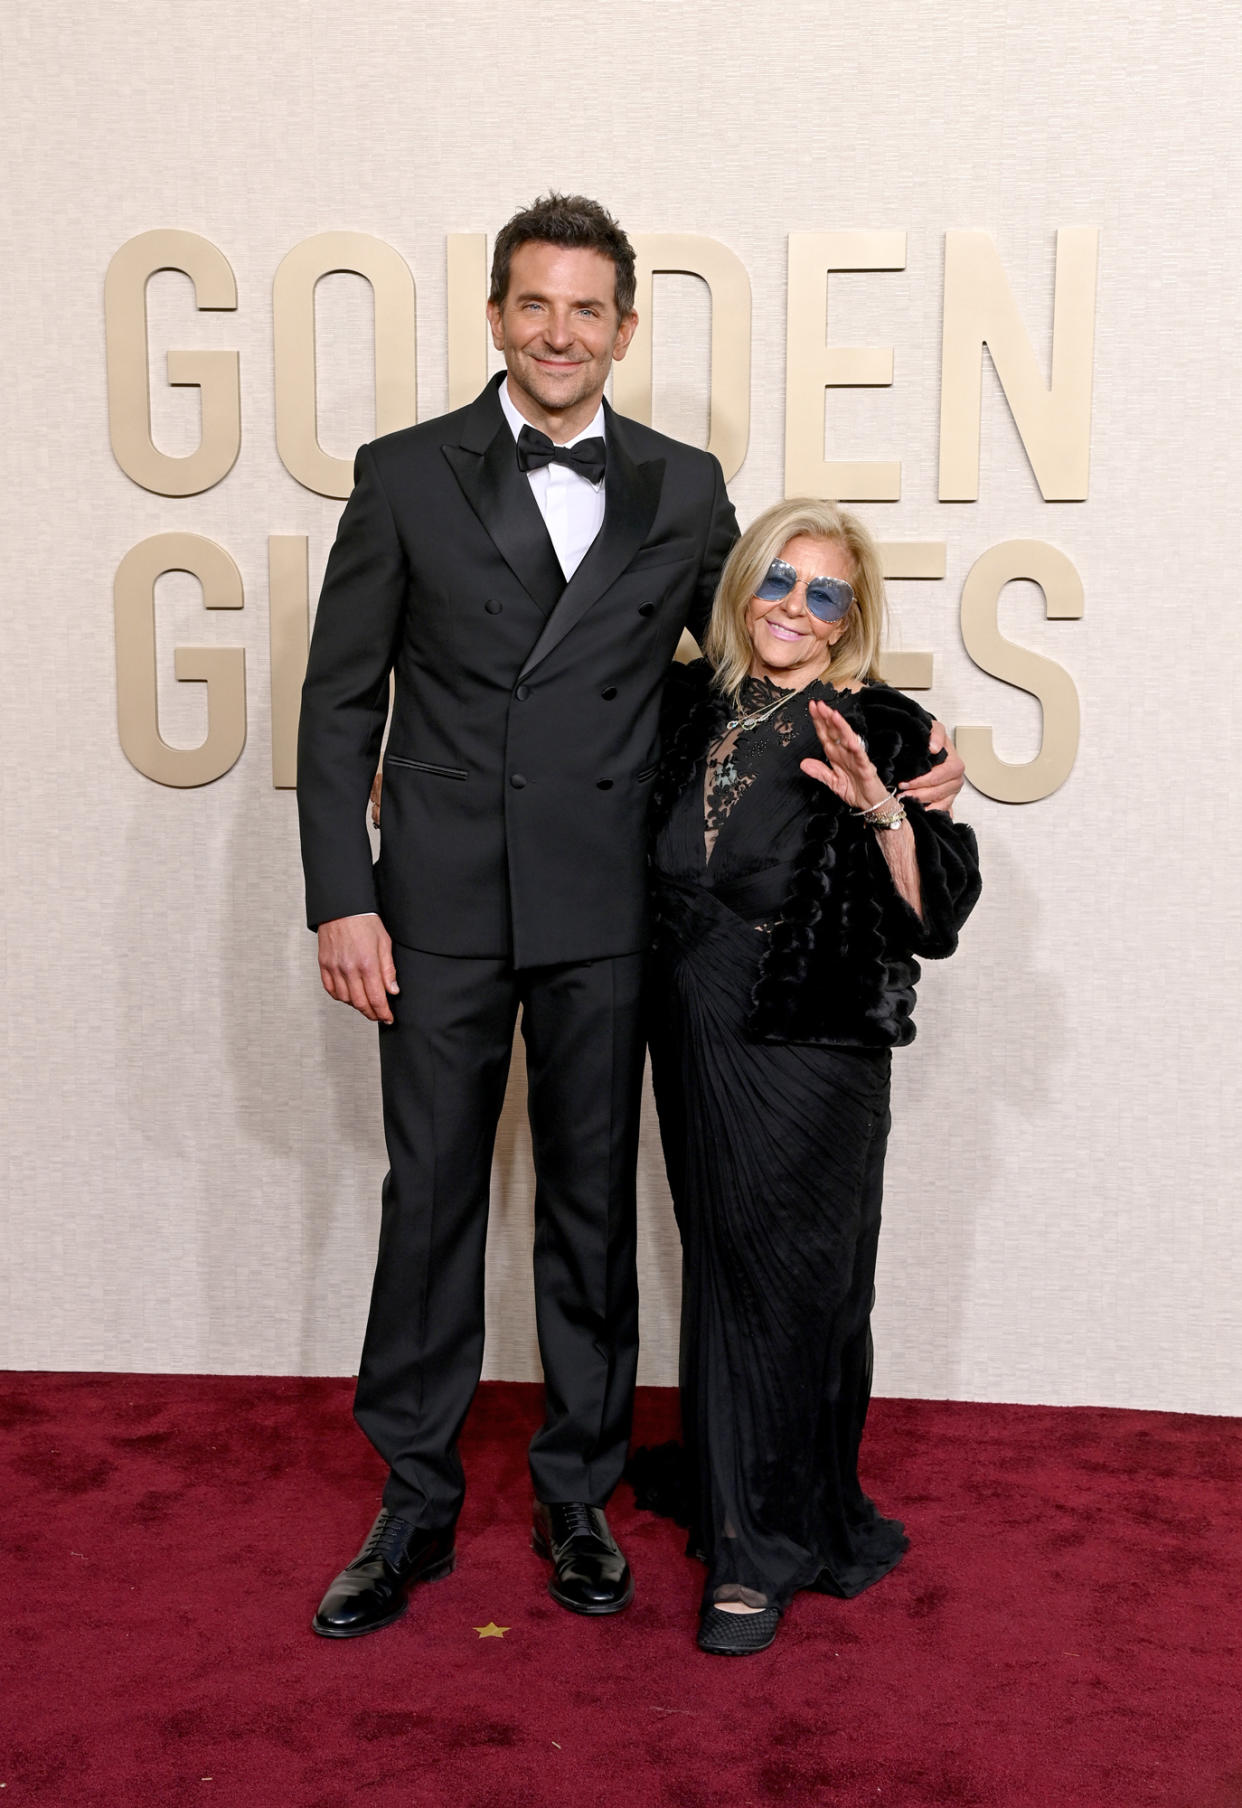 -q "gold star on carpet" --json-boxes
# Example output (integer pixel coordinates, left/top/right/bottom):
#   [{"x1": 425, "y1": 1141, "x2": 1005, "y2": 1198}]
[{"x1": 474, "y1": 1621, "x2": 509, "y2": 1639}]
